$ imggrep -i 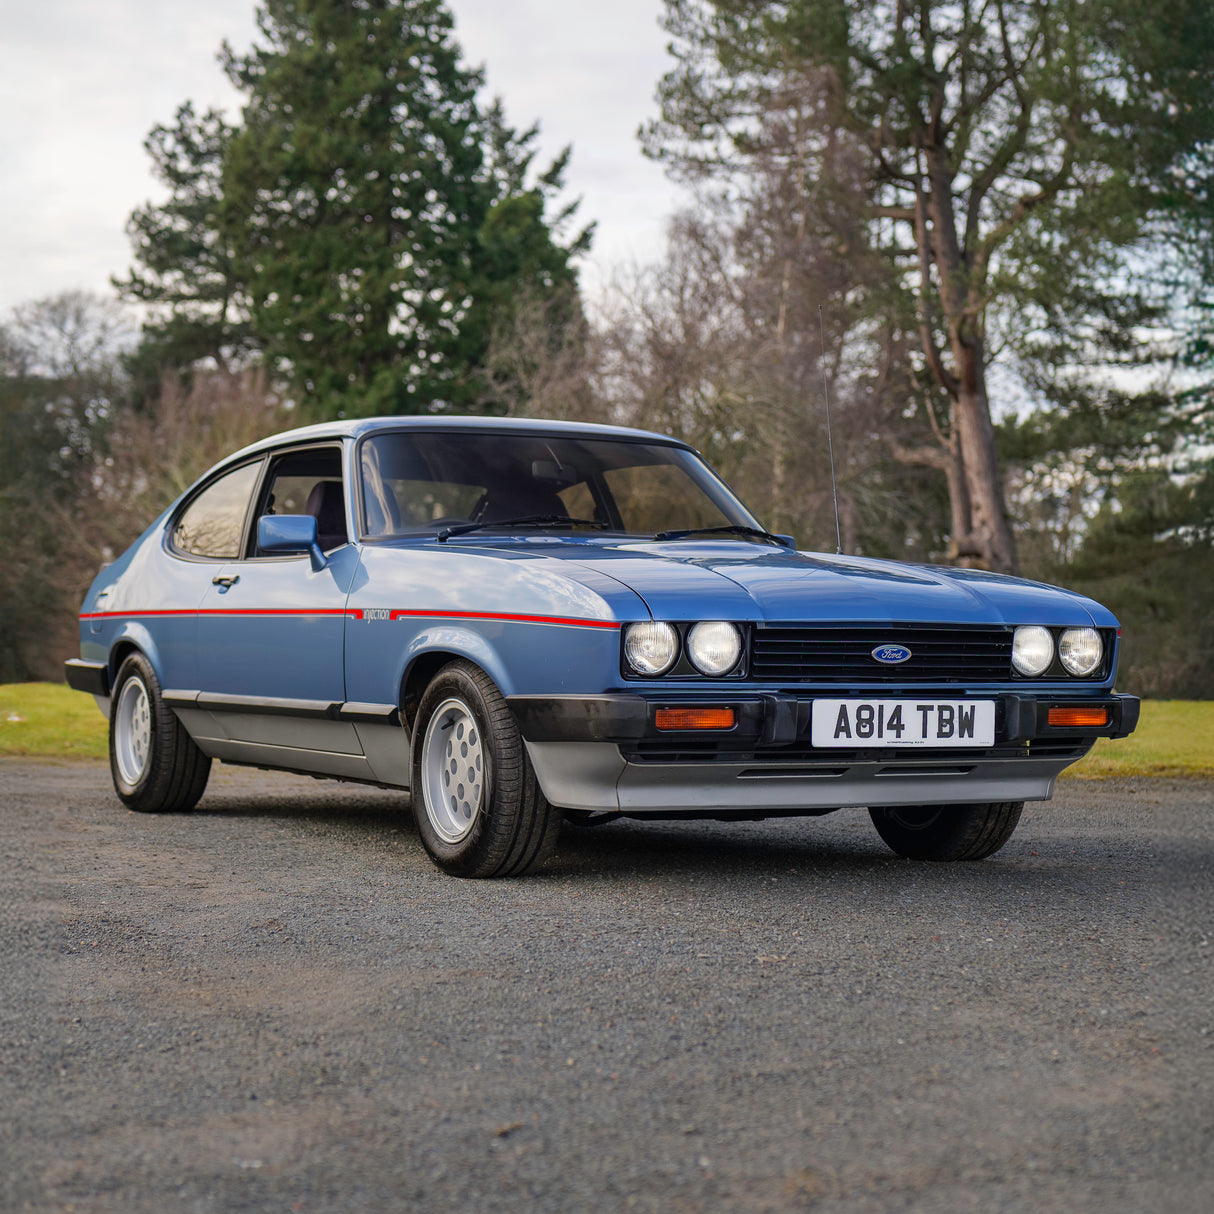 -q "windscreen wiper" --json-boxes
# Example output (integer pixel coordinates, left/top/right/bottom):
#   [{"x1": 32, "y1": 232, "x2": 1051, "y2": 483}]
[
  {"x1": 651, "y1": 524, "x2": 790, "y2": 547},
  {"x1": 436, "y1": 515, "x2": 609, "y2": 542}
]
